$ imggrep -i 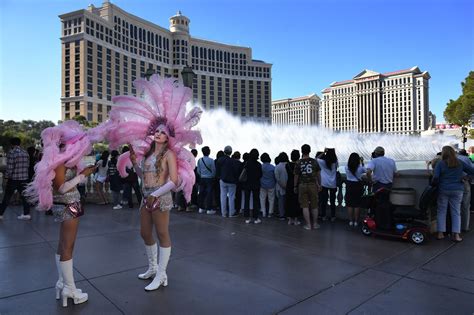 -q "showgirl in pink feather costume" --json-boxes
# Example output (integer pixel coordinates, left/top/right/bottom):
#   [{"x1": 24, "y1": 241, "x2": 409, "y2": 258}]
[
  {"x1": 105, "y1": 75, "x2": 202, "y2": 291},
  {"x1": 24, "y1": 120, "x2": 108, "y2": 307}
]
